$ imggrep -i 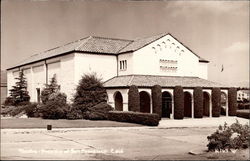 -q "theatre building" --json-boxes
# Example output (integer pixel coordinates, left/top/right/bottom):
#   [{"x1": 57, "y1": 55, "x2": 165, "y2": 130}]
[{"x1": 7, "y1": 33, "x2": 231, "y2": 119}]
